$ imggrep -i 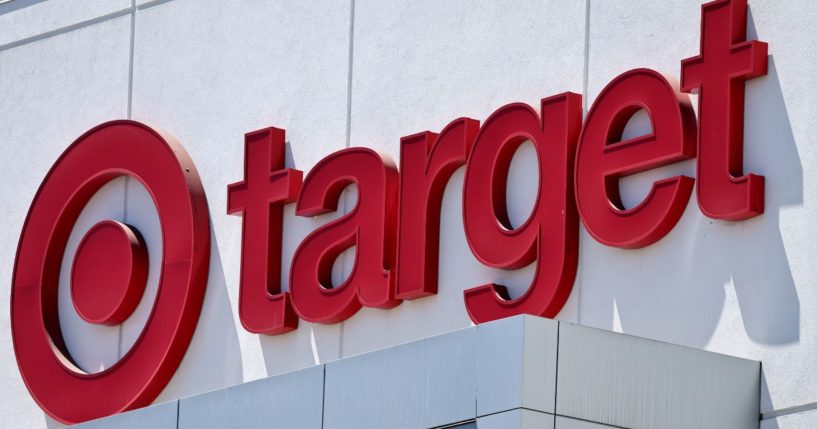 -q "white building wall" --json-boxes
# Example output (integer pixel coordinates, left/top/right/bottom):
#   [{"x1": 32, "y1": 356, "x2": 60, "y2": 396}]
[{"x1": 0, "y1": 0, "x2": 815, "y2": 427}]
